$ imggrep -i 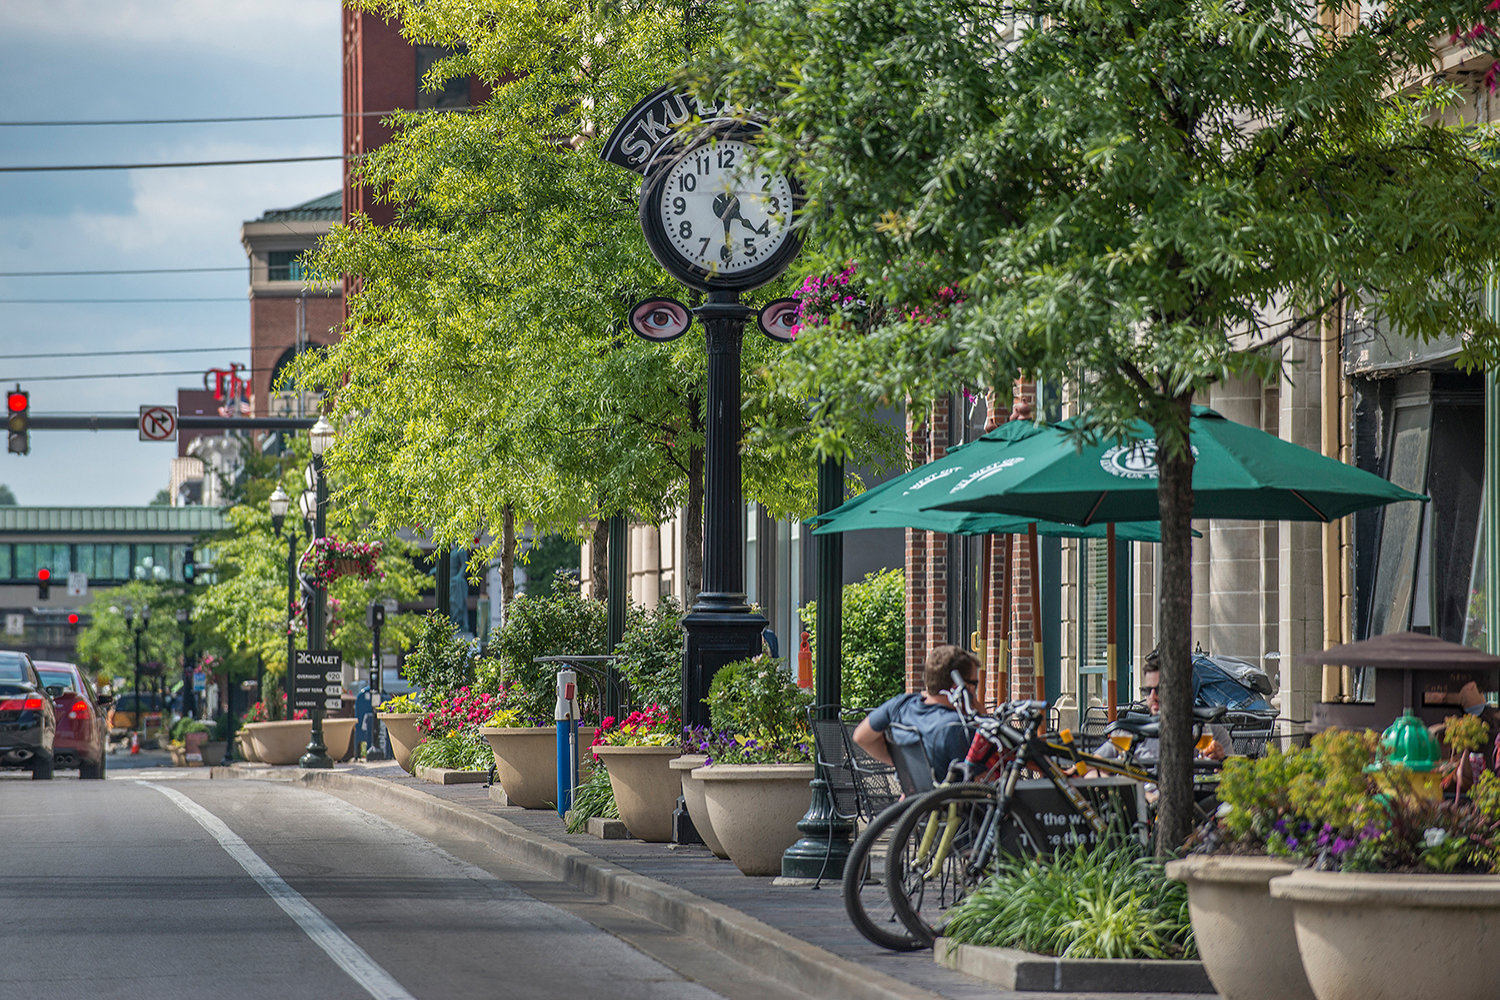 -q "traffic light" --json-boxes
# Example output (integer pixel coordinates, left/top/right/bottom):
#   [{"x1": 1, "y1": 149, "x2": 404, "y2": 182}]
[
  {"x1": 36, "y1": 568, "x2": 50, "y2": 600},
  {"x1": 66, "y1": 612, "x2": 80, "y2": 631},
  {"x1": 183, "y1": 547, "x2": 195, "y2": 584},
  {"x1": 7, "y1": 387, "x2": 28, "y2": 455}
]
